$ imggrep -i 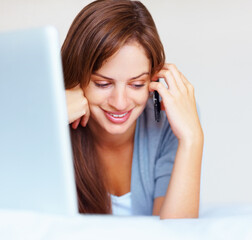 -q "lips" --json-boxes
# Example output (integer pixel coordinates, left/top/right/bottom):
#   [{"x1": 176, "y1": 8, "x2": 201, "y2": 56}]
[{"x1": 104, "y1": 110, "x2": 132, "y2": 124}]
